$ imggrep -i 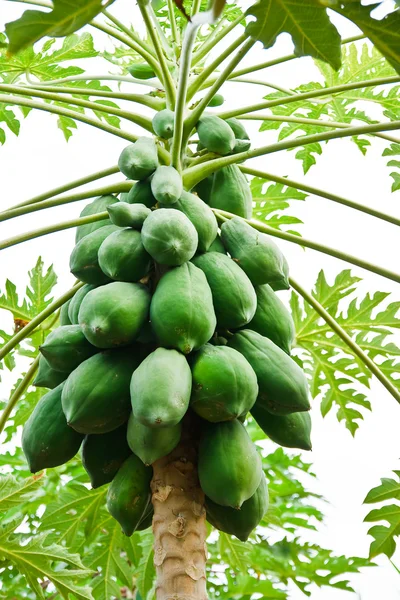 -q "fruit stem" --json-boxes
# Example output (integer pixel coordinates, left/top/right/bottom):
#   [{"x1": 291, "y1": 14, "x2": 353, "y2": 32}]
[
  {"x1": 0, "y1": 356, "x2": 40, "y2": 435},
  {"x1": 290, "y1": 277, "x2": 400, "y2": 405}
]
